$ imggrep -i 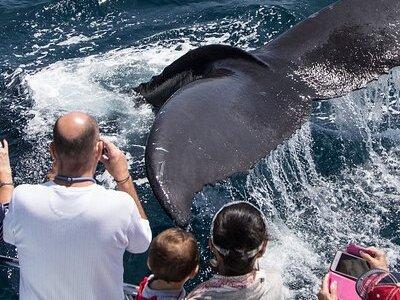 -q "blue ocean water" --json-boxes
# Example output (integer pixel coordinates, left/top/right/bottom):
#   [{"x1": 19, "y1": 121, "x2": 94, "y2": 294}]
[{"x1": 0, "y1": 0, "x2": 399, "y2": 299}]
